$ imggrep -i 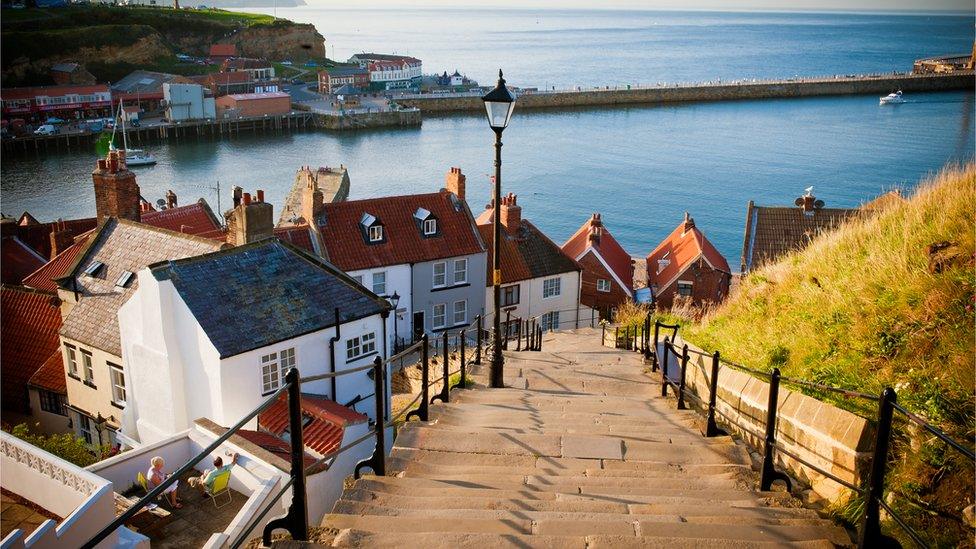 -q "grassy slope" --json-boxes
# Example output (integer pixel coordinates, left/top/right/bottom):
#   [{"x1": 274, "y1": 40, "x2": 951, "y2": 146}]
[{"x1": 677, "y1": 164, "x2": 975, "y2": 544}]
